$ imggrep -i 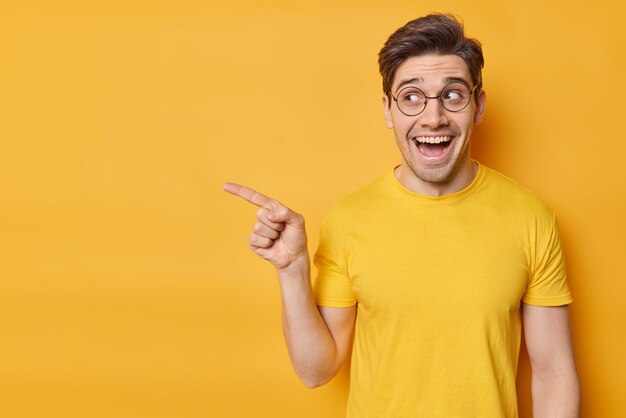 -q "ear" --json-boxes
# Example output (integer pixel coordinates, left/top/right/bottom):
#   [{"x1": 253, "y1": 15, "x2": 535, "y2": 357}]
[
  {"x1": 473, "y1": 89, "x2": 487, "y2": 124},
  {"x1": 382, "y1": 95, "x2": 394, "y2": 129}
]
